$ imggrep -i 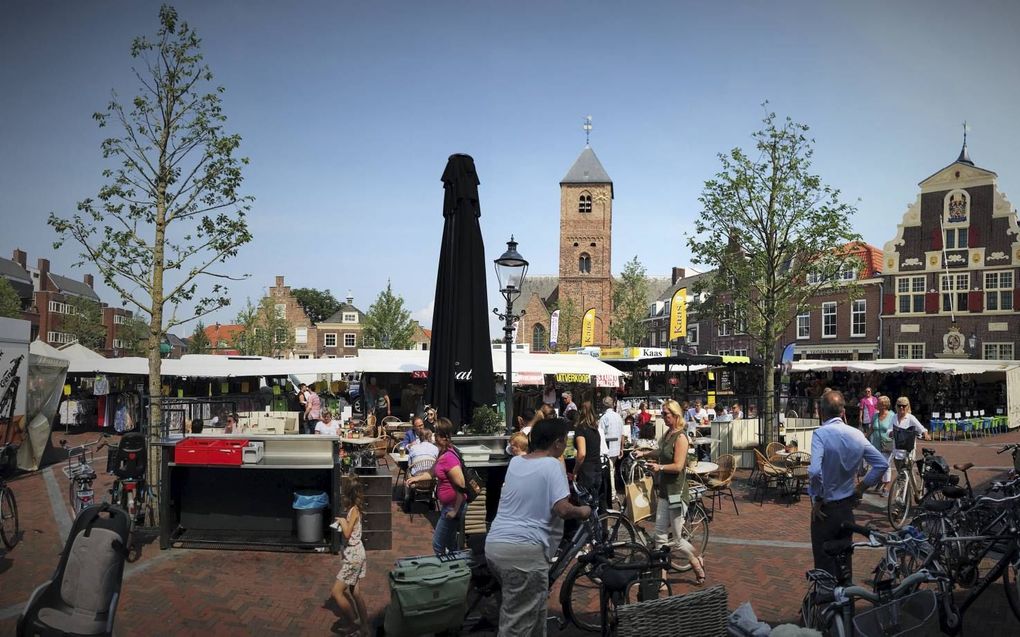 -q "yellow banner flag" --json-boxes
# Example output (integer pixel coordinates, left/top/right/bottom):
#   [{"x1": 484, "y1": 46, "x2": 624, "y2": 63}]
[
  {"x1": 669, "y1": 287, "x2": 687, "y2": 341},
  {"x1": 581, "y1": 308, "x2": 596, "y2": 346}
]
